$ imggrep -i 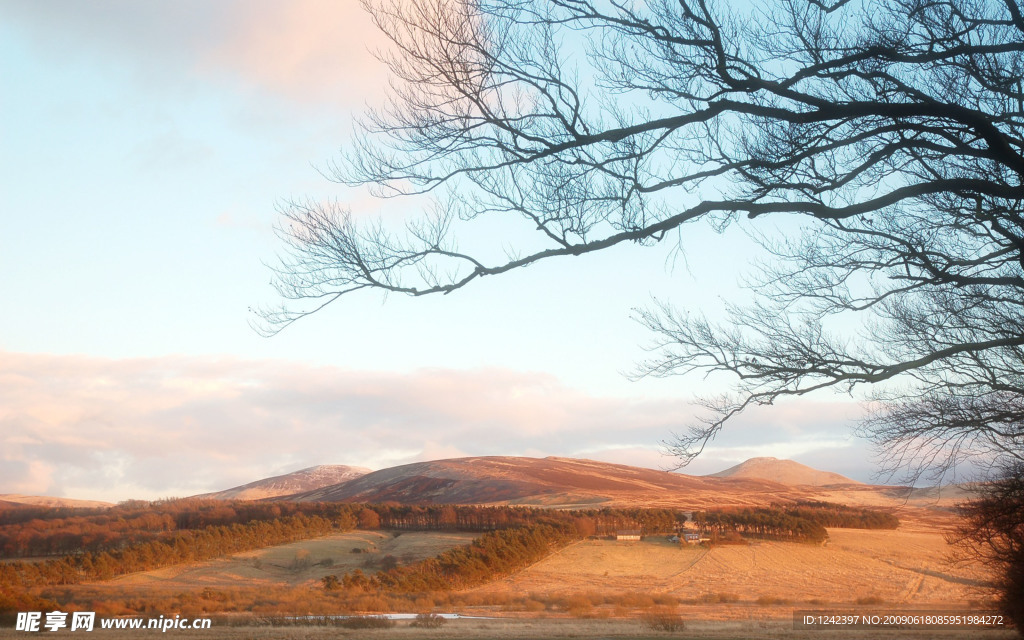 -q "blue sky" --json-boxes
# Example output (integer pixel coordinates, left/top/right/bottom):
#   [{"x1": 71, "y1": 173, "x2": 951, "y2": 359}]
[{"x1": 0, "y1": 0, "x2": 875, "y2": 502}]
